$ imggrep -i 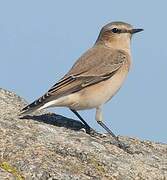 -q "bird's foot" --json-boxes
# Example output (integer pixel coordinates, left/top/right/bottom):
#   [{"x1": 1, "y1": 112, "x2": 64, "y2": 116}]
[
  {"x1": 112, "y1": 136, "x2": 133, "y2": 154},
  {"x1": 80, "y1": 127, "x2": 106, "y2": 138}
]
